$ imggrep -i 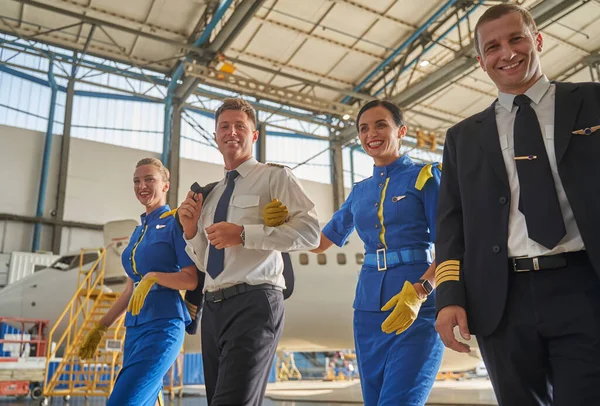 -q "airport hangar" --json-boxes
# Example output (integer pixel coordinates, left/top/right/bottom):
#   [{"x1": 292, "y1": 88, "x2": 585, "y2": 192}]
[{"x1": 0, "y1": 0, "x2": 598, "y2": 398}]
